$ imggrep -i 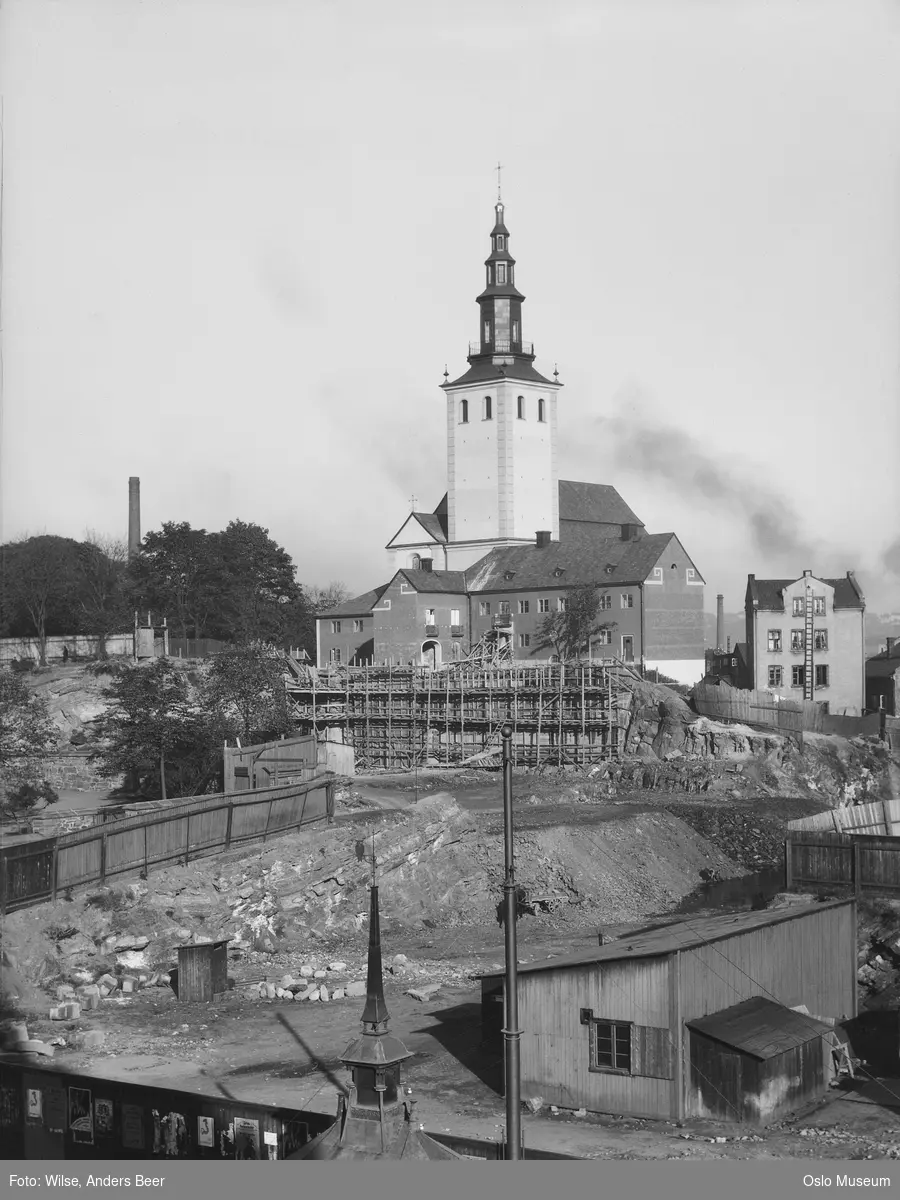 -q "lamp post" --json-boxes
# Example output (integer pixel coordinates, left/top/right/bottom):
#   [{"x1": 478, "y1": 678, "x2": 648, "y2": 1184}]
[{"x1": 501, "y1": 722, "x2": 522, "y2": 1159}]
